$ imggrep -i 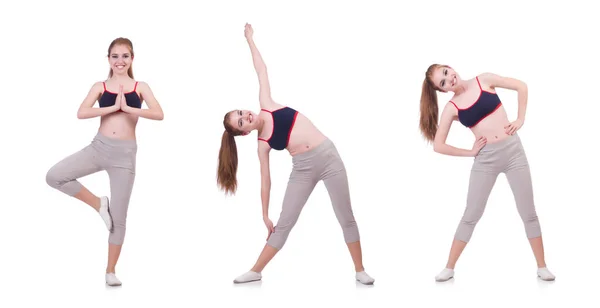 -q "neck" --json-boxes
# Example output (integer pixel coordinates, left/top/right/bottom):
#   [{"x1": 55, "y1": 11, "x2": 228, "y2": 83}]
[
  {"x1": 258, "y1": 117, "x2": 266, "y2": 134},
  {"x1": 110, "y1": 73, "x2": 130, "y2": 81},
  {"x1": 453, "y1": 80, "x2": 469, "y2": 95}
]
